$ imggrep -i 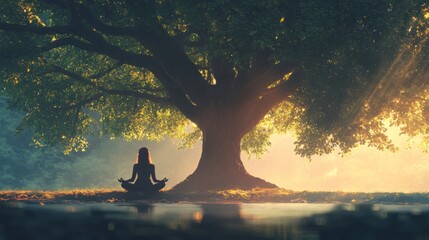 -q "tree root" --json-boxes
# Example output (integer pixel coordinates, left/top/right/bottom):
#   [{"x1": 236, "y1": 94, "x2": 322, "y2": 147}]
[{"x1": 171, "y1": 172, "x2": 277, "y2": 192}]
